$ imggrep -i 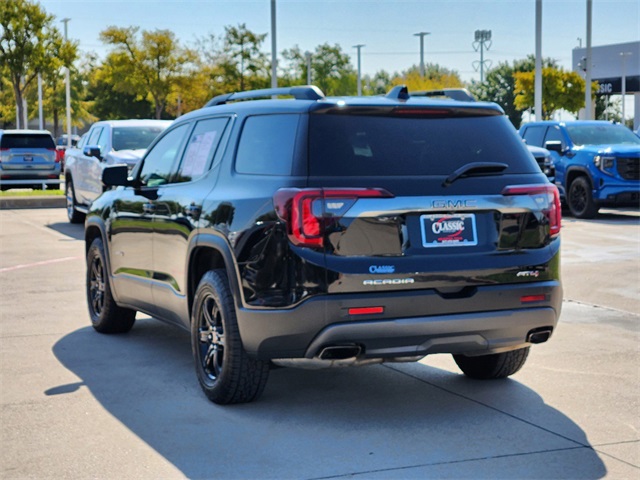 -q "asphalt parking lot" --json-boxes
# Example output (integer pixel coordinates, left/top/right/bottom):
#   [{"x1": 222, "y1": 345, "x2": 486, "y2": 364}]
[{"x1": 1, "y1": 207, "x2": 638, "y2": 479}]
